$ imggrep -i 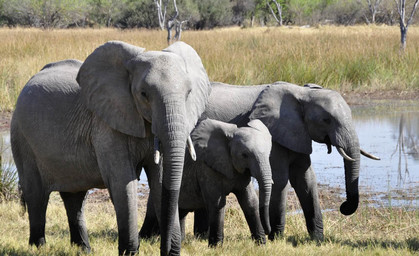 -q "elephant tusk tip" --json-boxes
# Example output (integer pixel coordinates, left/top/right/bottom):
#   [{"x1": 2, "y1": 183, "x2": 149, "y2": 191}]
[
  {"x1": 191, "y1": 152, "x2": 197, "y2": 161},
  {"x1": 154, "y1": 150, "x2": 160, "y2": 164},
  {"x1": 360, "y1": 149, "x2": 381, "y2": 160}
]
